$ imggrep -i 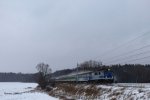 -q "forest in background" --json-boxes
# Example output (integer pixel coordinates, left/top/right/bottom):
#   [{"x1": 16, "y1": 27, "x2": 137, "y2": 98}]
[
  {"x1": 53, "y1": 60, "x2": 150, "y2": 83},
  {"x1": 0, "y1": 60, "x2": 150, "y2": 83},
  {"x1": 0, "y1": 73, "x2": 36, "y2": 82}
]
